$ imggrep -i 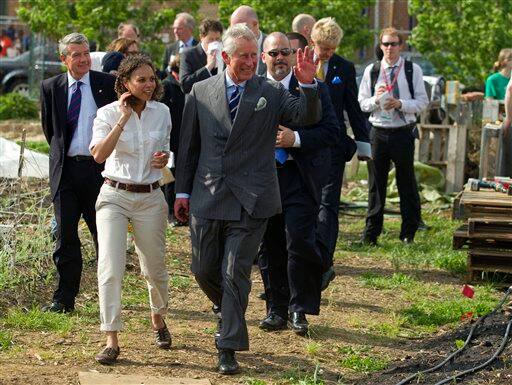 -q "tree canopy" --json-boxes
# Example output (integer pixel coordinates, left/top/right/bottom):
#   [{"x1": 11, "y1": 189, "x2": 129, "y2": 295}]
[
  {"x1": 409, "y1": 0, "x2": 512, "y2": 88},
  {"x1": 211, "y1": 0, "x2": 374, "y2": 62},
  {"x1": 17, "y1": 0, "x2": 201, "y2": 67}
]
